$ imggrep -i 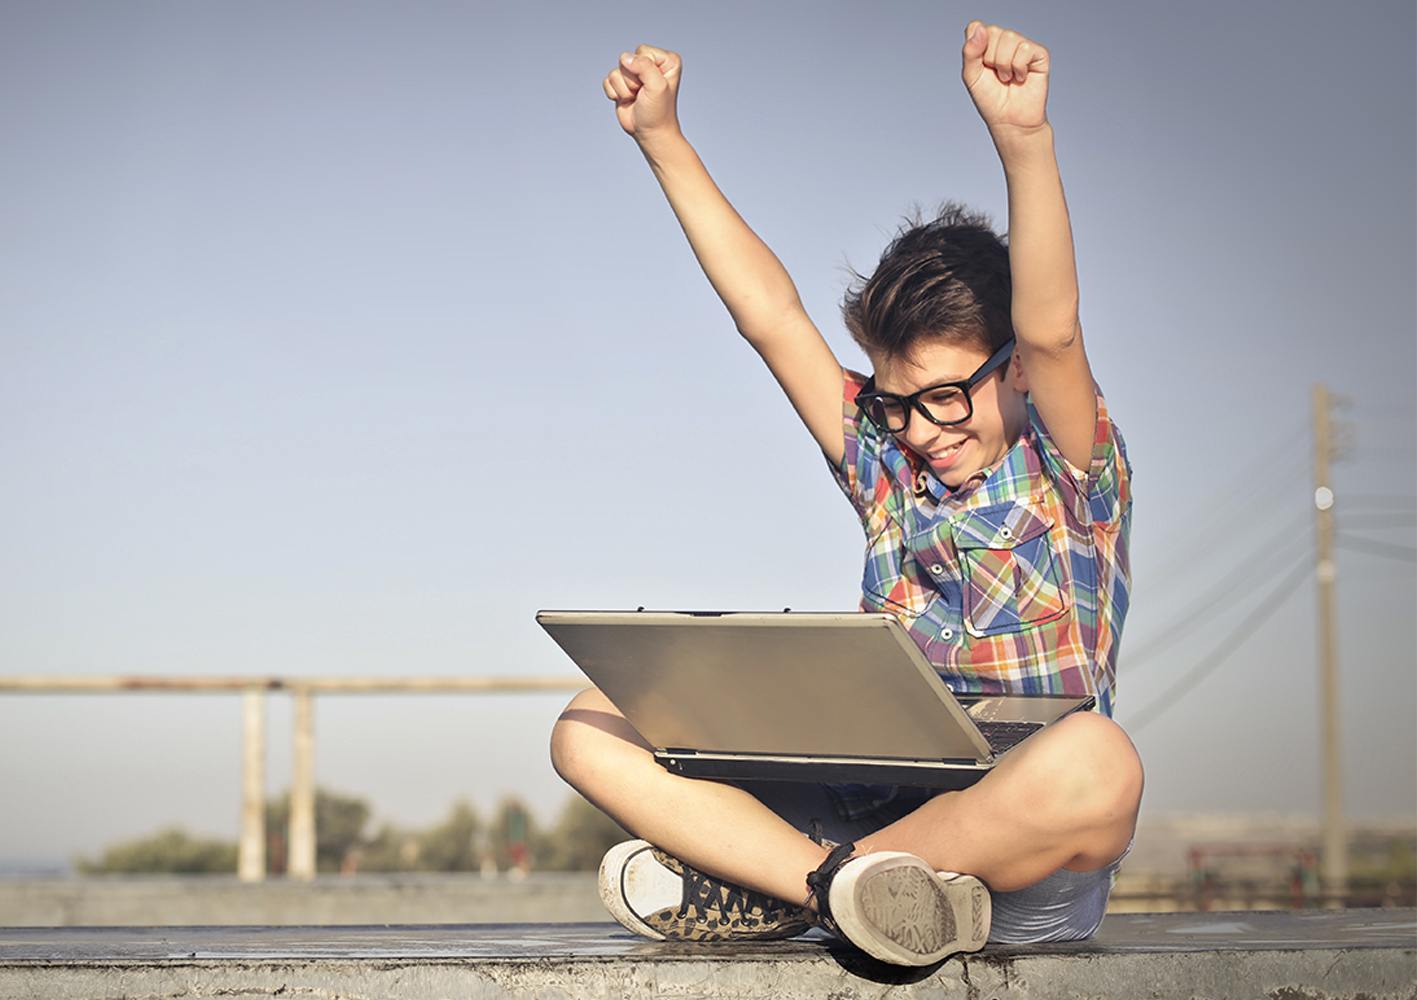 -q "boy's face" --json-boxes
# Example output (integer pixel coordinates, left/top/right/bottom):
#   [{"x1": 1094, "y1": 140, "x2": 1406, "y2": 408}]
[{"x1": 869, "y1": 337, "x2": 1029, "y2": 490}]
